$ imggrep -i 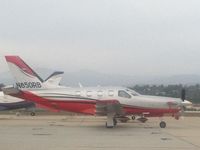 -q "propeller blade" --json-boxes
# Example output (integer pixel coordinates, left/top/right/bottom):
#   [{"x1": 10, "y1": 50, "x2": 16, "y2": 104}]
[{"x1": 181, "y1": 89, "x2": 185, "y2": 101}]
